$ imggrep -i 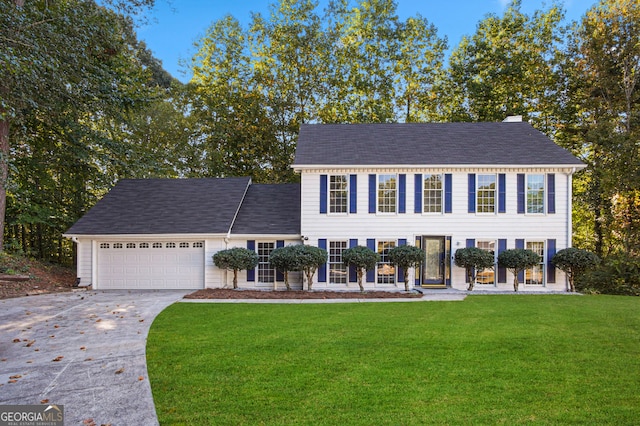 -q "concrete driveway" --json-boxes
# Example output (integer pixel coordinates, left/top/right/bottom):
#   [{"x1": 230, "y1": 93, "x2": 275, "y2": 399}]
[{"x1": 0, "y1": 290, "x2": 188, "y2": 425}]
